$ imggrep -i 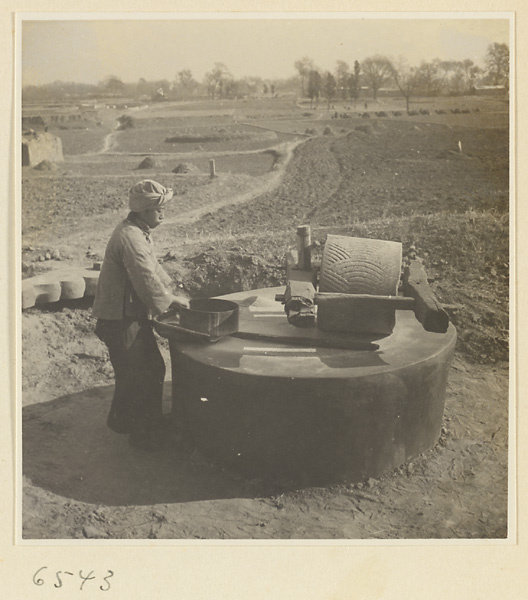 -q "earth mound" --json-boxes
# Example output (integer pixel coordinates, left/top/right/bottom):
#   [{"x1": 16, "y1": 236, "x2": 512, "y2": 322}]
[
  {"x1": 172, "y1": 163, "x2": 200, "y2": 174},
  {"x1": 116, "y1": 115, "x2": 135, "y2": 130},
  {"x1": 136, "y1": 156, "x2": 164, "y2": 170},
  {"x1": 33, "y1": 160, "x2": 58, "y2": 171},
  {"x1": 181, "y1": 249, "x2": 284, "y2": 298},
  {"x1": 355, "y1": 124, "x2": 372, "y2": 135}
]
